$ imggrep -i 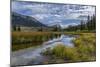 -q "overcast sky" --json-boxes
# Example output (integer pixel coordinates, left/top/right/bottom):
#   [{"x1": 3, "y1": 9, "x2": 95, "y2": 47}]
[{"x1": 12, "y1": 1, "x2": 95, "y2": 28}]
